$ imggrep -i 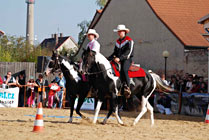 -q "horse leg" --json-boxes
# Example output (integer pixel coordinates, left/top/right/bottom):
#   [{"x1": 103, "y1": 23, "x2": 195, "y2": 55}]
[
  {"x1": 102, "y1": 98, "x2": 113, "y2": 124},
  {"x1": 68, "y1": 95, "x2": 76, "y2": 123},
  {"x1": 133, "y1": 96, "x2": 148, "y2": 126},
  {"x1": 103, "y1": 96, "x2": 124, "y2": 125},
  {"x1": 147, "y1": 100, "x2": 154, "y2": 126},
  {"x1": 115, "y1": 104, "x2": 124, "y2": 125},
  {"x1": 76, "y1": 91, "x2": 89, "y2": 120},
  {"x1": 93, "y1": 100, "x2": 103, "y2": 124}
]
